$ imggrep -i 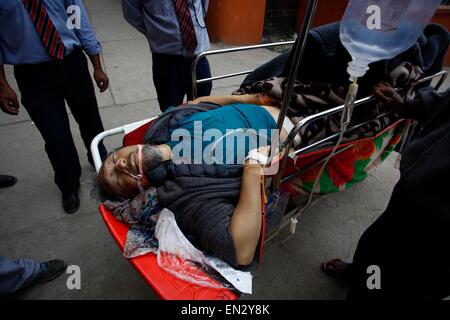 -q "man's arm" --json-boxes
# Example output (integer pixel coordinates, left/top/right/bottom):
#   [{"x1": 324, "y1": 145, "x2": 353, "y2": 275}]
[
  {"x1": 192, "y1": 93, "x2": 279, "y2": 106},
  {"x1": 121, "y1": 0, "x2": 146, "y2": 35},
  {"x1": 374, "y1": 82, "x2": 450, "y2": 122},
  {"x1": 66, "y1": 0, "x2": 109, "y2": 92},
  {"x1": 230, "y1": 163, "x2": 263, "y2": 266},
  {"x1": 403, "y1": 89, "x2": 450, "y2": 122},
  {"x1": 167, "y1": 161, "x2": 265, "y2": 267},
  {"x1": 88, "y1": 54, "x2": 109, "y2": 92},
  {"x1": 0, "y1": 65, "x2": 19, "y2": 115}
]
